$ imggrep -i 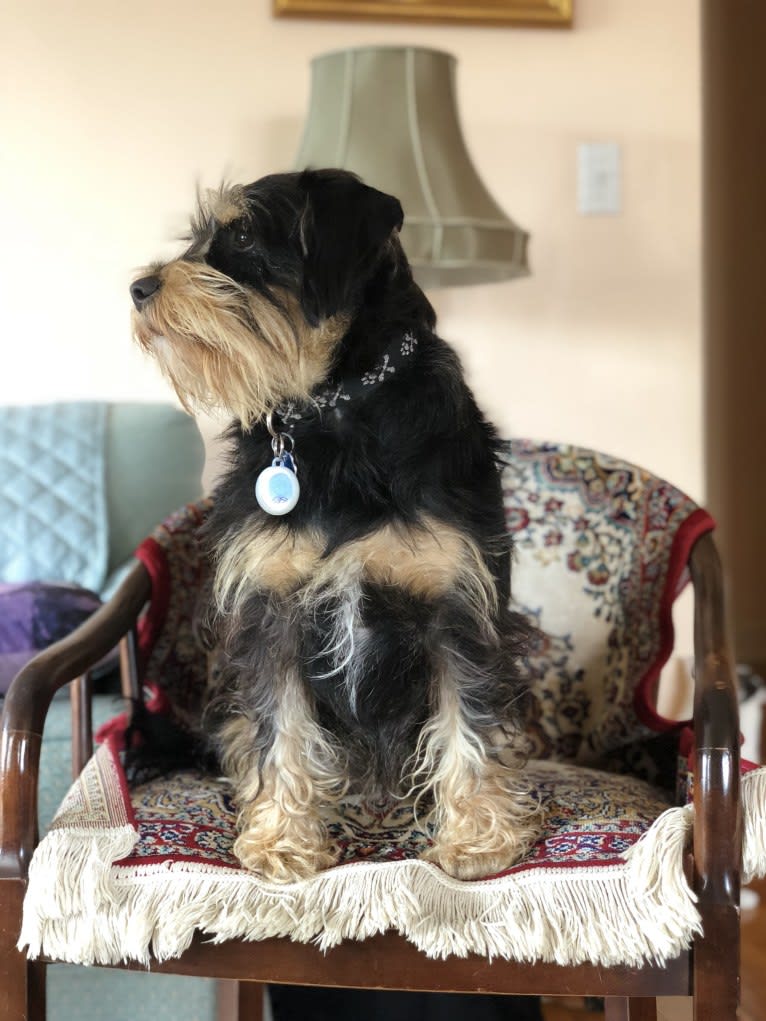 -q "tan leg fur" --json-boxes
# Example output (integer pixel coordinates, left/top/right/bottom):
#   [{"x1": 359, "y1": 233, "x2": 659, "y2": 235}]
[
  {"x1": 218, "y1": 671, "x2": 346, "y2": 883},
  {"x1": 418, "y1": 680, "x2": 540, "y2": 880}
]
